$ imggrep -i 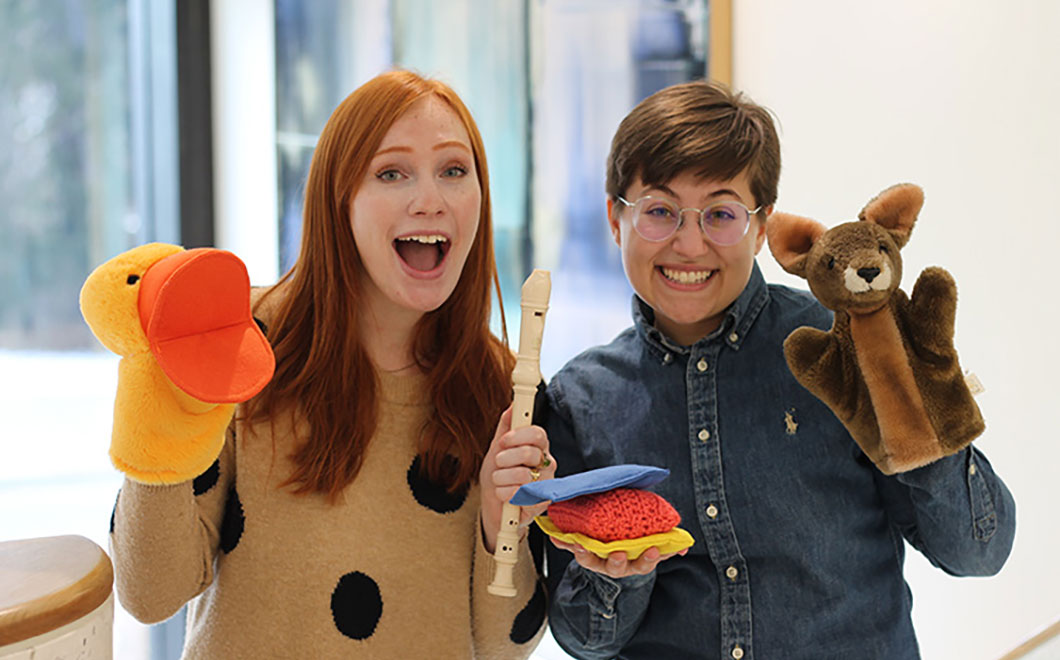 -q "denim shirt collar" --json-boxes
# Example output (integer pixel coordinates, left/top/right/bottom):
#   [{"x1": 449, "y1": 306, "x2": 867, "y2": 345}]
[{"x1": 631, "y1": 261, "x2": 771, "y2": 358}]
